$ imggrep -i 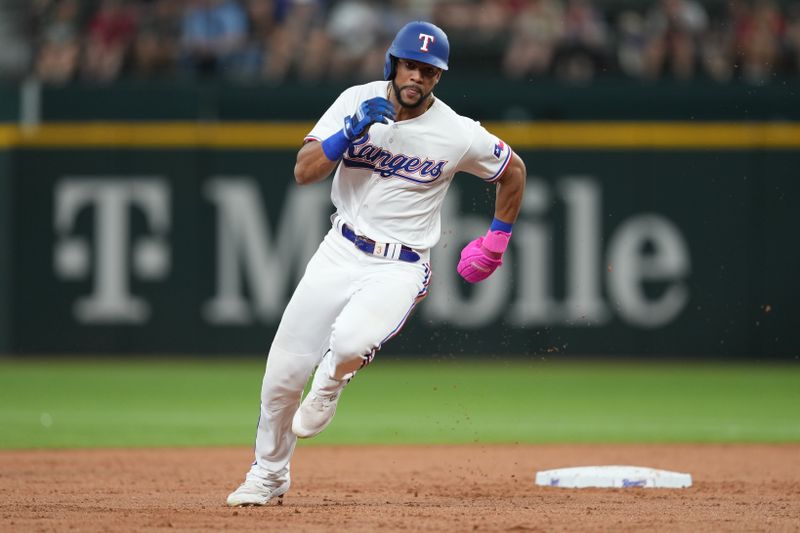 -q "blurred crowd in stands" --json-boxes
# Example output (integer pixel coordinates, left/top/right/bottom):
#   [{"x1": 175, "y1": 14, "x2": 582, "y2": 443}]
[{"x1": 0, "y1": 0, "x2": 798, "y2": 85}]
